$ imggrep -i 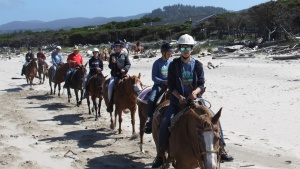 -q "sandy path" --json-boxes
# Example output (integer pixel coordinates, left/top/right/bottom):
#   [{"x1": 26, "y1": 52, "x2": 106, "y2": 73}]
[{"x1": 0, "y1": 54, "x2": 299, "y2": 169}]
